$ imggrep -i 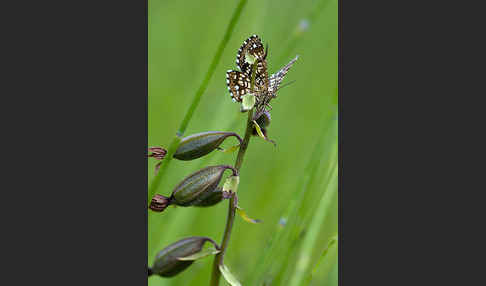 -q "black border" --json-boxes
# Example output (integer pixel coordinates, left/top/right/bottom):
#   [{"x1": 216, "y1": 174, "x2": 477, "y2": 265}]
[
  {"x1": 6, "y1": 0, "x2": 469, "y2": 283},
  {"x1": 3, "y1": 0, "x2": 148, "y2": 284}
]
